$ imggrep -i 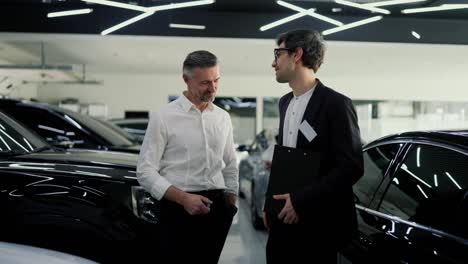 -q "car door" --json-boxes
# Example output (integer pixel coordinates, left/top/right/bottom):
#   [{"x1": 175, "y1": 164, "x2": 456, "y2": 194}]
[
  {"x1": 363, "y1": 142, "x2": 468, "y2": 264},
  {"x1": 342, "y1": 142, "x2": 404, "y2": 263}
]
